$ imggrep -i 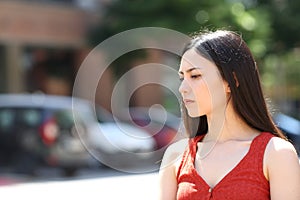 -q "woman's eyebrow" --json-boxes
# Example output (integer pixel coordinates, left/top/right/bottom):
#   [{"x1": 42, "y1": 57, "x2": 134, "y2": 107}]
[{"x1": 178, "y1": 67, "x2": 201, "y2": 74}]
